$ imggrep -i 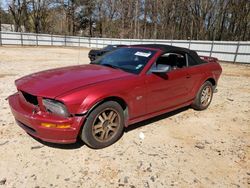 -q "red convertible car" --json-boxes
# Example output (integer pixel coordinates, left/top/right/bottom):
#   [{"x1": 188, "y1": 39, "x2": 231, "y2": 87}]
[{"x1": 8, "y1": 44, "x2": 222, "y2": 148}]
